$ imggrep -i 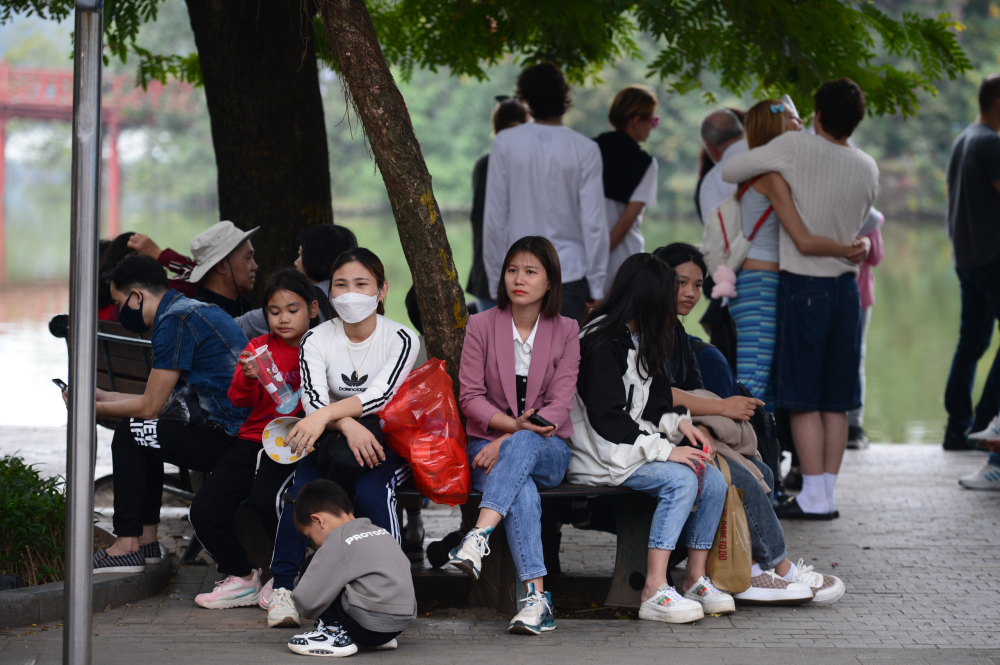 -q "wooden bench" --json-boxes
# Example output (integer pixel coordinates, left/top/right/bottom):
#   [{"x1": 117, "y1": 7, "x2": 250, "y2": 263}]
[
  {"x1": 50, "y1": 316, "x2": 672, "y2": 601},
  {"x1": 397, "y1": 484, "x2": 662, "y2": 615}
]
